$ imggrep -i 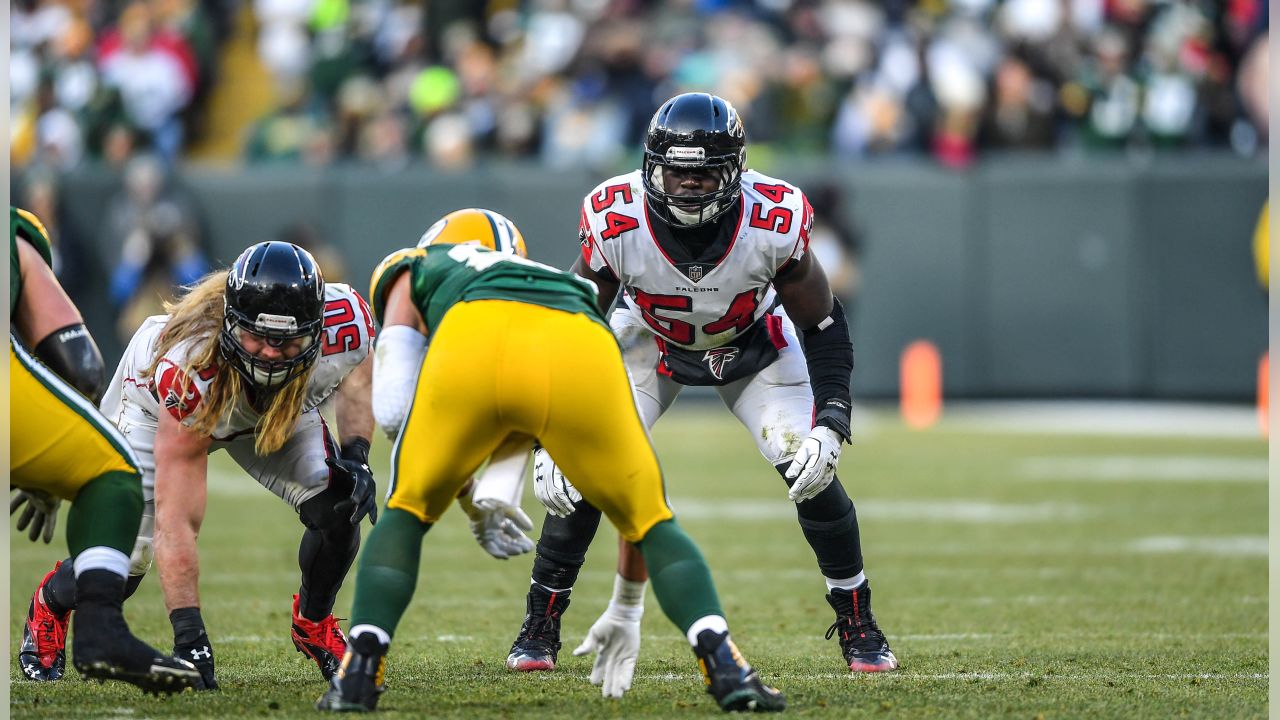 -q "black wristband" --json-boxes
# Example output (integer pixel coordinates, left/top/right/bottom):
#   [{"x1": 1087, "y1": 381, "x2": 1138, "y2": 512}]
[
  {"x1": 341, "y1": 437, "x2": 371, "y2": 465},
  {"x1": 815, "y1": 400, "x2": 853, "y2": 443},
  {"x1": 170, "y1": 606, "x2": 207, "y2": 645}
]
